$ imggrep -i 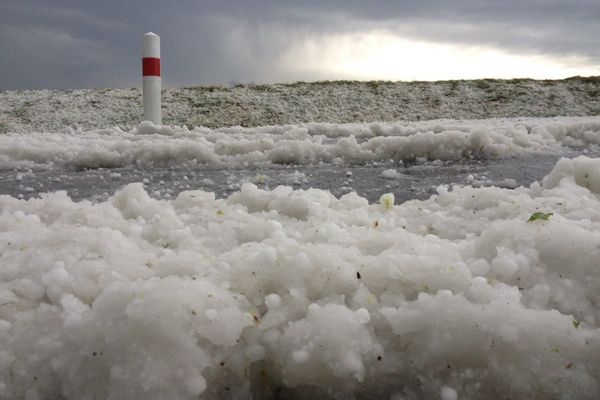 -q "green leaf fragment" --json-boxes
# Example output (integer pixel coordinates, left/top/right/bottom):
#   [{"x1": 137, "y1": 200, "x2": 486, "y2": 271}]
[
  {"x1": 527, "y1": 212, "x2": 553, "y2": 222},
  {"x1": 573, "y1": 320, "x2": 581, "y2": 329}
]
